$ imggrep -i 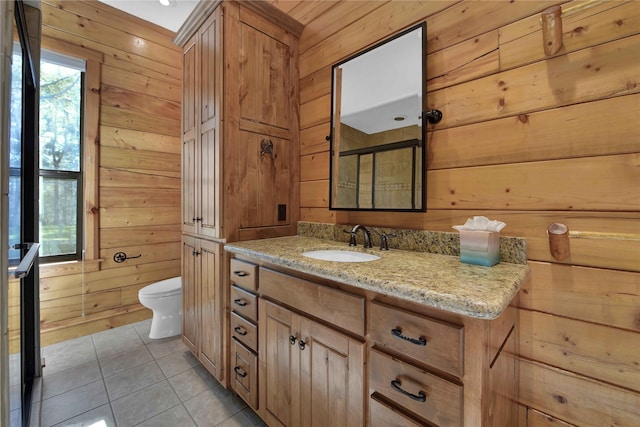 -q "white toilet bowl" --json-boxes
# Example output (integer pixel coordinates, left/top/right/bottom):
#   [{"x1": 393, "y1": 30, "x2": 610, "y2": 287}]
[{"x1": 138, "y1": 277, "x2": 182, "y2": 339}]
